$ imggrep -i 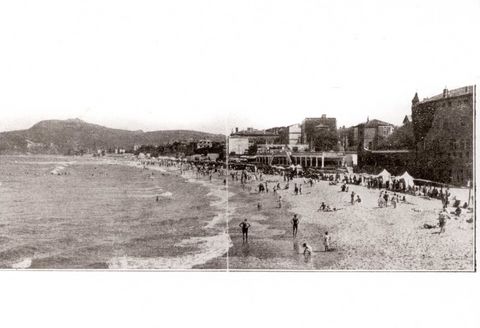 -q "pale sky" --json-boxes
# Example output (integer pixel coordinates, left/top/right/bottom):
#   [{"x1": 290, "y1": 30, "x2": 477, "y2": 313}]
[{"x1": 0, "y1": 0, "x2": 479, "y2": 135}]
